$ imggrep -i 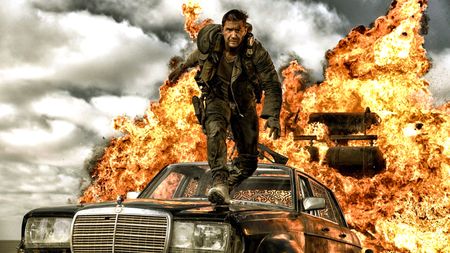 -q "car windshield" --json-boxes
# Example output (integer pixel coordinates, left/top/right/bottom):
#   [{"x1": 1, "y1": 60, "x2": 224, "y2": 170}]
[{"x1": 139, "y1": 164, "x2": 294, "y2": 209}]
